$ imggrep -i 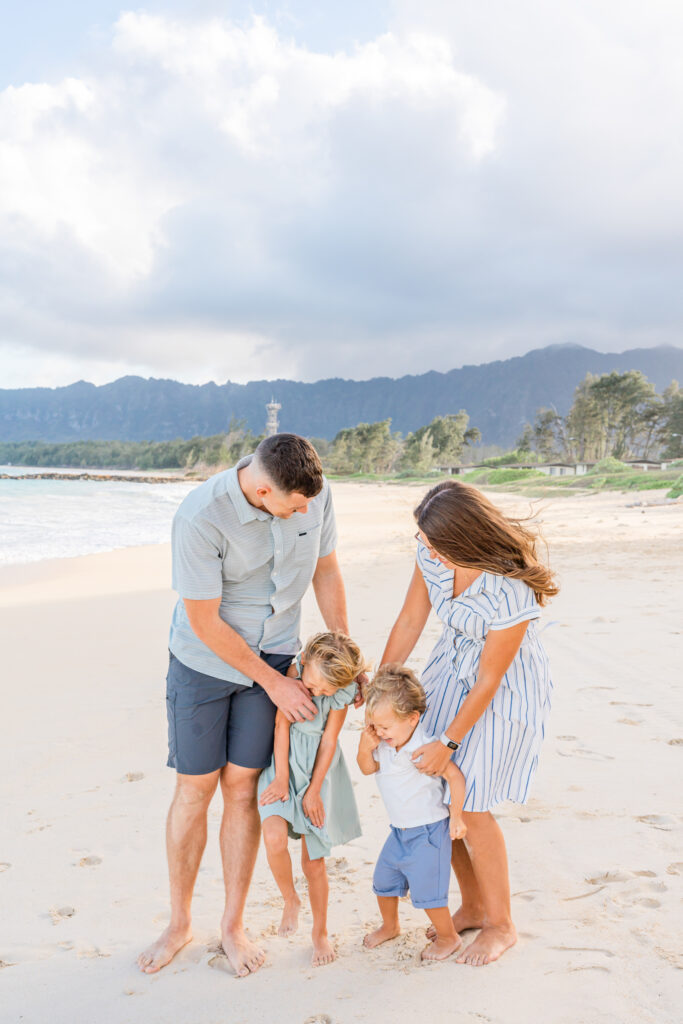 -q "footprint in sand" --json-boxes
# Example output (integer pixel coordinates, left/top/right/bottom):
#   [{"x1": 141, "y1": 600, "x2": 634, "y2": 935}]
[
  {"x1": 633, "y1": 870, "x2": 657, "y2": 878},
  {"x1": 78, "y1": 855, "x2": 102, "y2": 867},
  {"x1": 667, "y1": 738, "x2": 683, "y2": 746},
  {"x1": 123, "y1": 772, "x2": 145, "y2": 782},
  {"x1": 304, "y1": 1016, "x2": 333, "y2": 1024},
  {"x1": 0, "y1": 863, "x2": 10, "y2": 872},
  {"x1": 636, "y1": 814, "x2": 677, "y2": 831},
  {"x1": 655, "y1": 946, "x2": 683, "y2": 970},
  {"x1": 585, "y1": 871, "x2": 631, "y2": 885},
  {"x1": 633, "y1": 897, "x2": 661, "y2": 908},
  {"x1": 49, "y1": 906, "x2": 76, "y2": 924},
  {"x1": 666, "y1": 862, "x2": 683, "y2": 875}
]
